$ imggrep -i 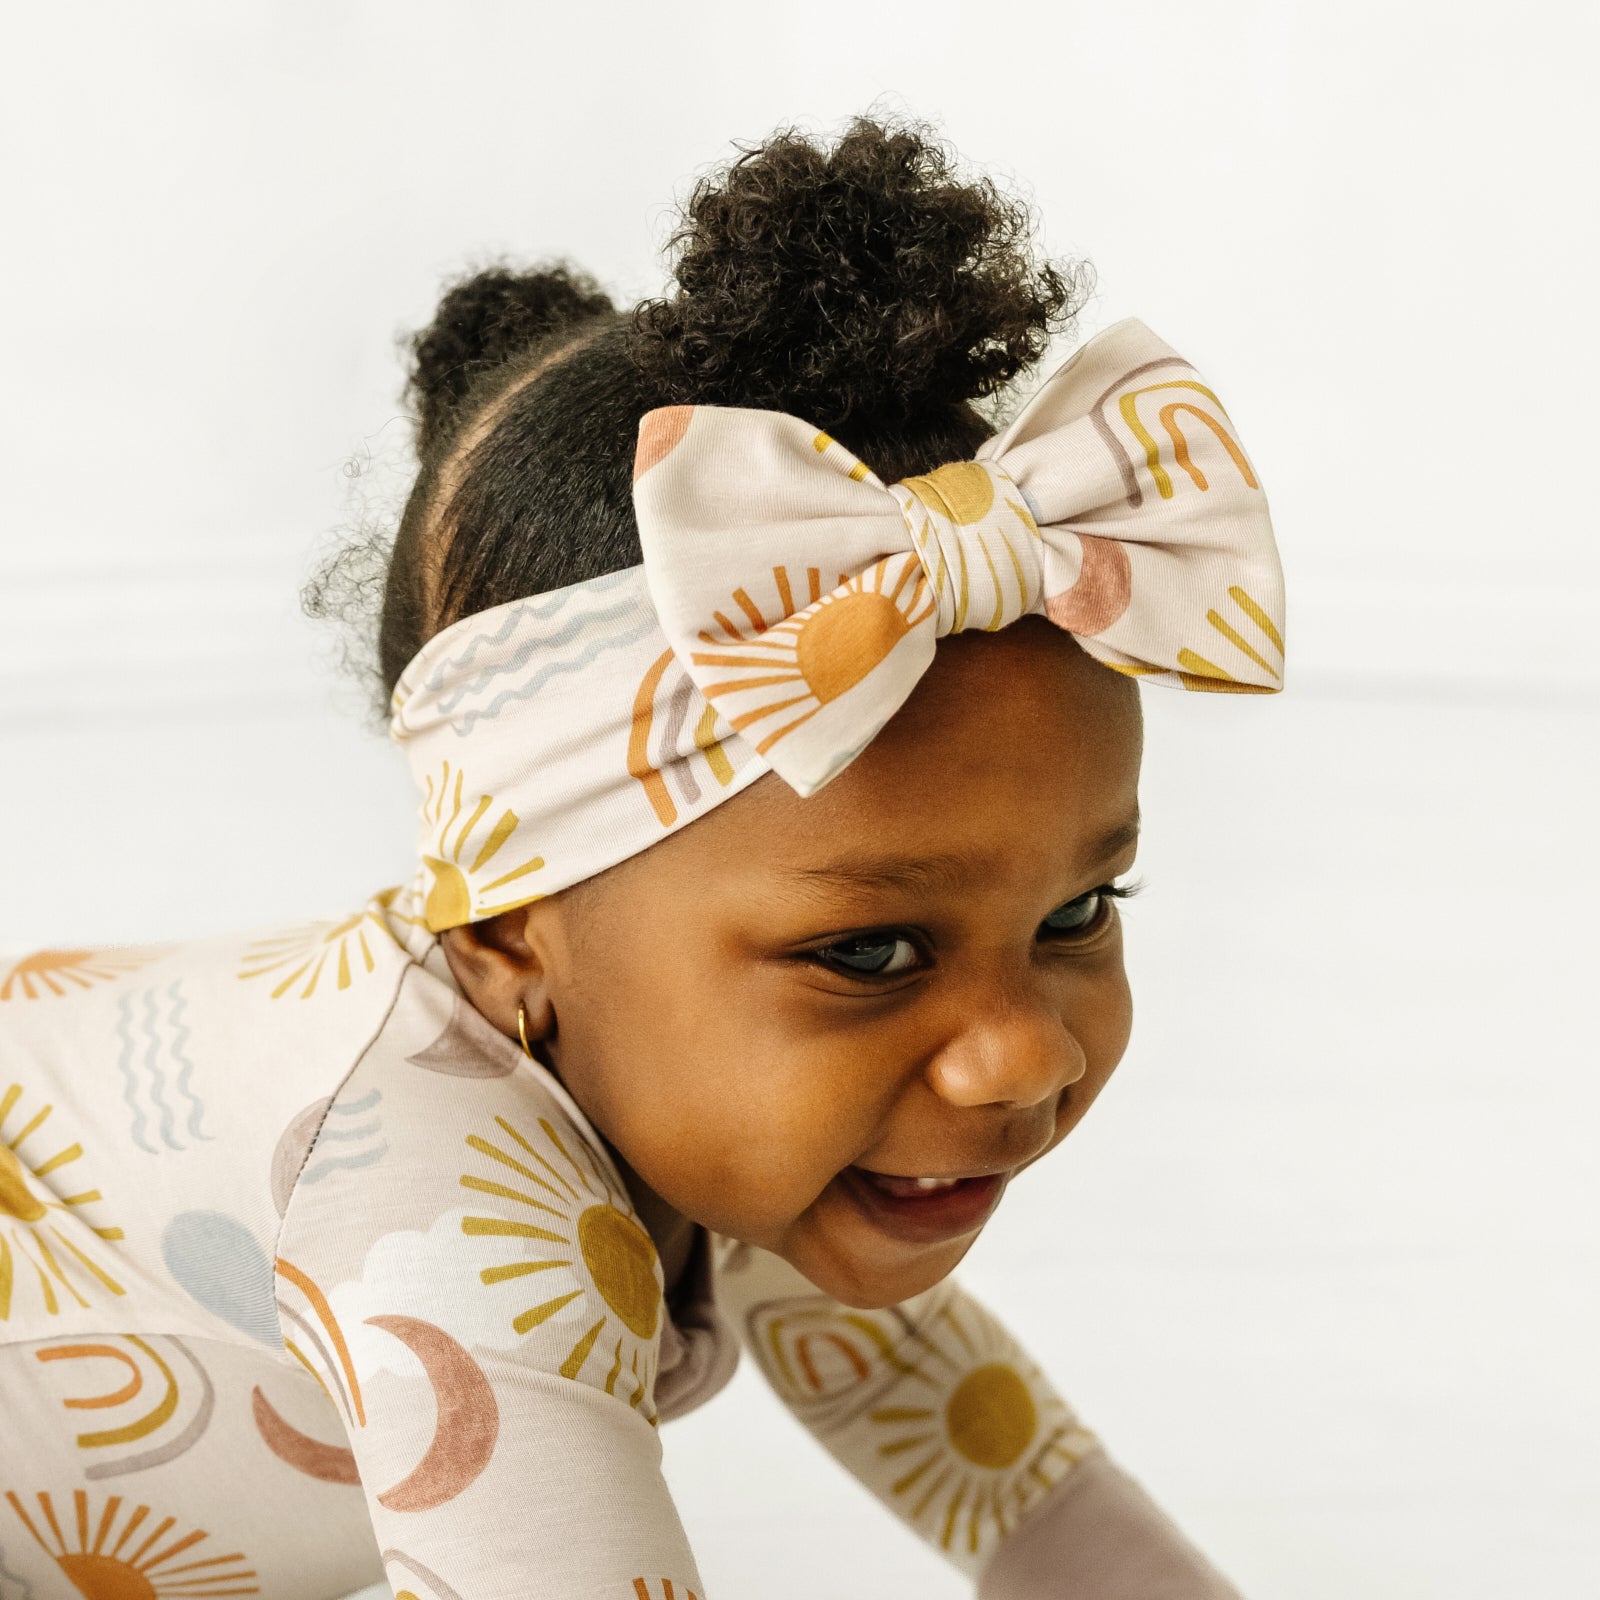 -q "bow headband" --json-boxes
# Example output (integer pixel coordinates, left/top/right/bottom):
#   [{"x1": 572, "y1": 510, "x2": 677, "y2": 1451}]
[{"x1": 391, "y1": 318, "x2": 1285, "y2": 933}]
